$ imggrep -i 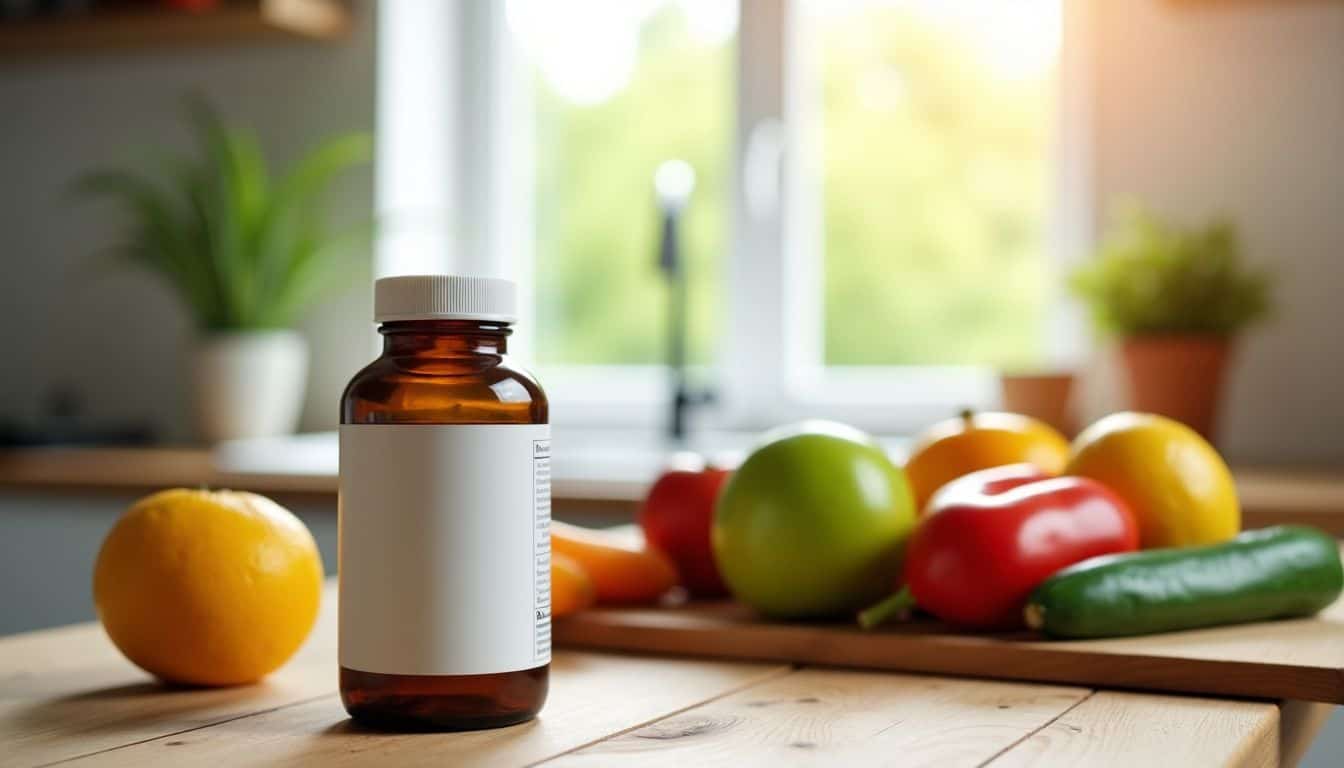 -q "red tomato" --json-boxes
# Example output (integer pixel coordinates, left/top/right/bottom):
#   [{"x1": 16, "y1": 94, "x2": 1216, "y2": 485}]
[
  {"x1": 639, "y1": 457, "x2": 732, "y2": 597},
  {"x1": 903, "y1": 463, "x2": 1139, "y2": 630}
]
